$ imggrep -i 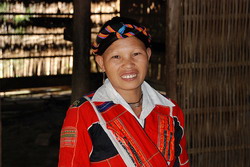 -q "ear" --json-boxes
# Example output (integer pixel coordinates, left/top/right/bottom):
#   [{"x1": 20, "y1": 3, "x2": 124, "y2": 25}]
[
  {"x1": 146, "y1": 48, "x2": 152, "y2": 60},
  {"x1": 95, "y1": 55, "x2": 105, "y2": 72}
]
